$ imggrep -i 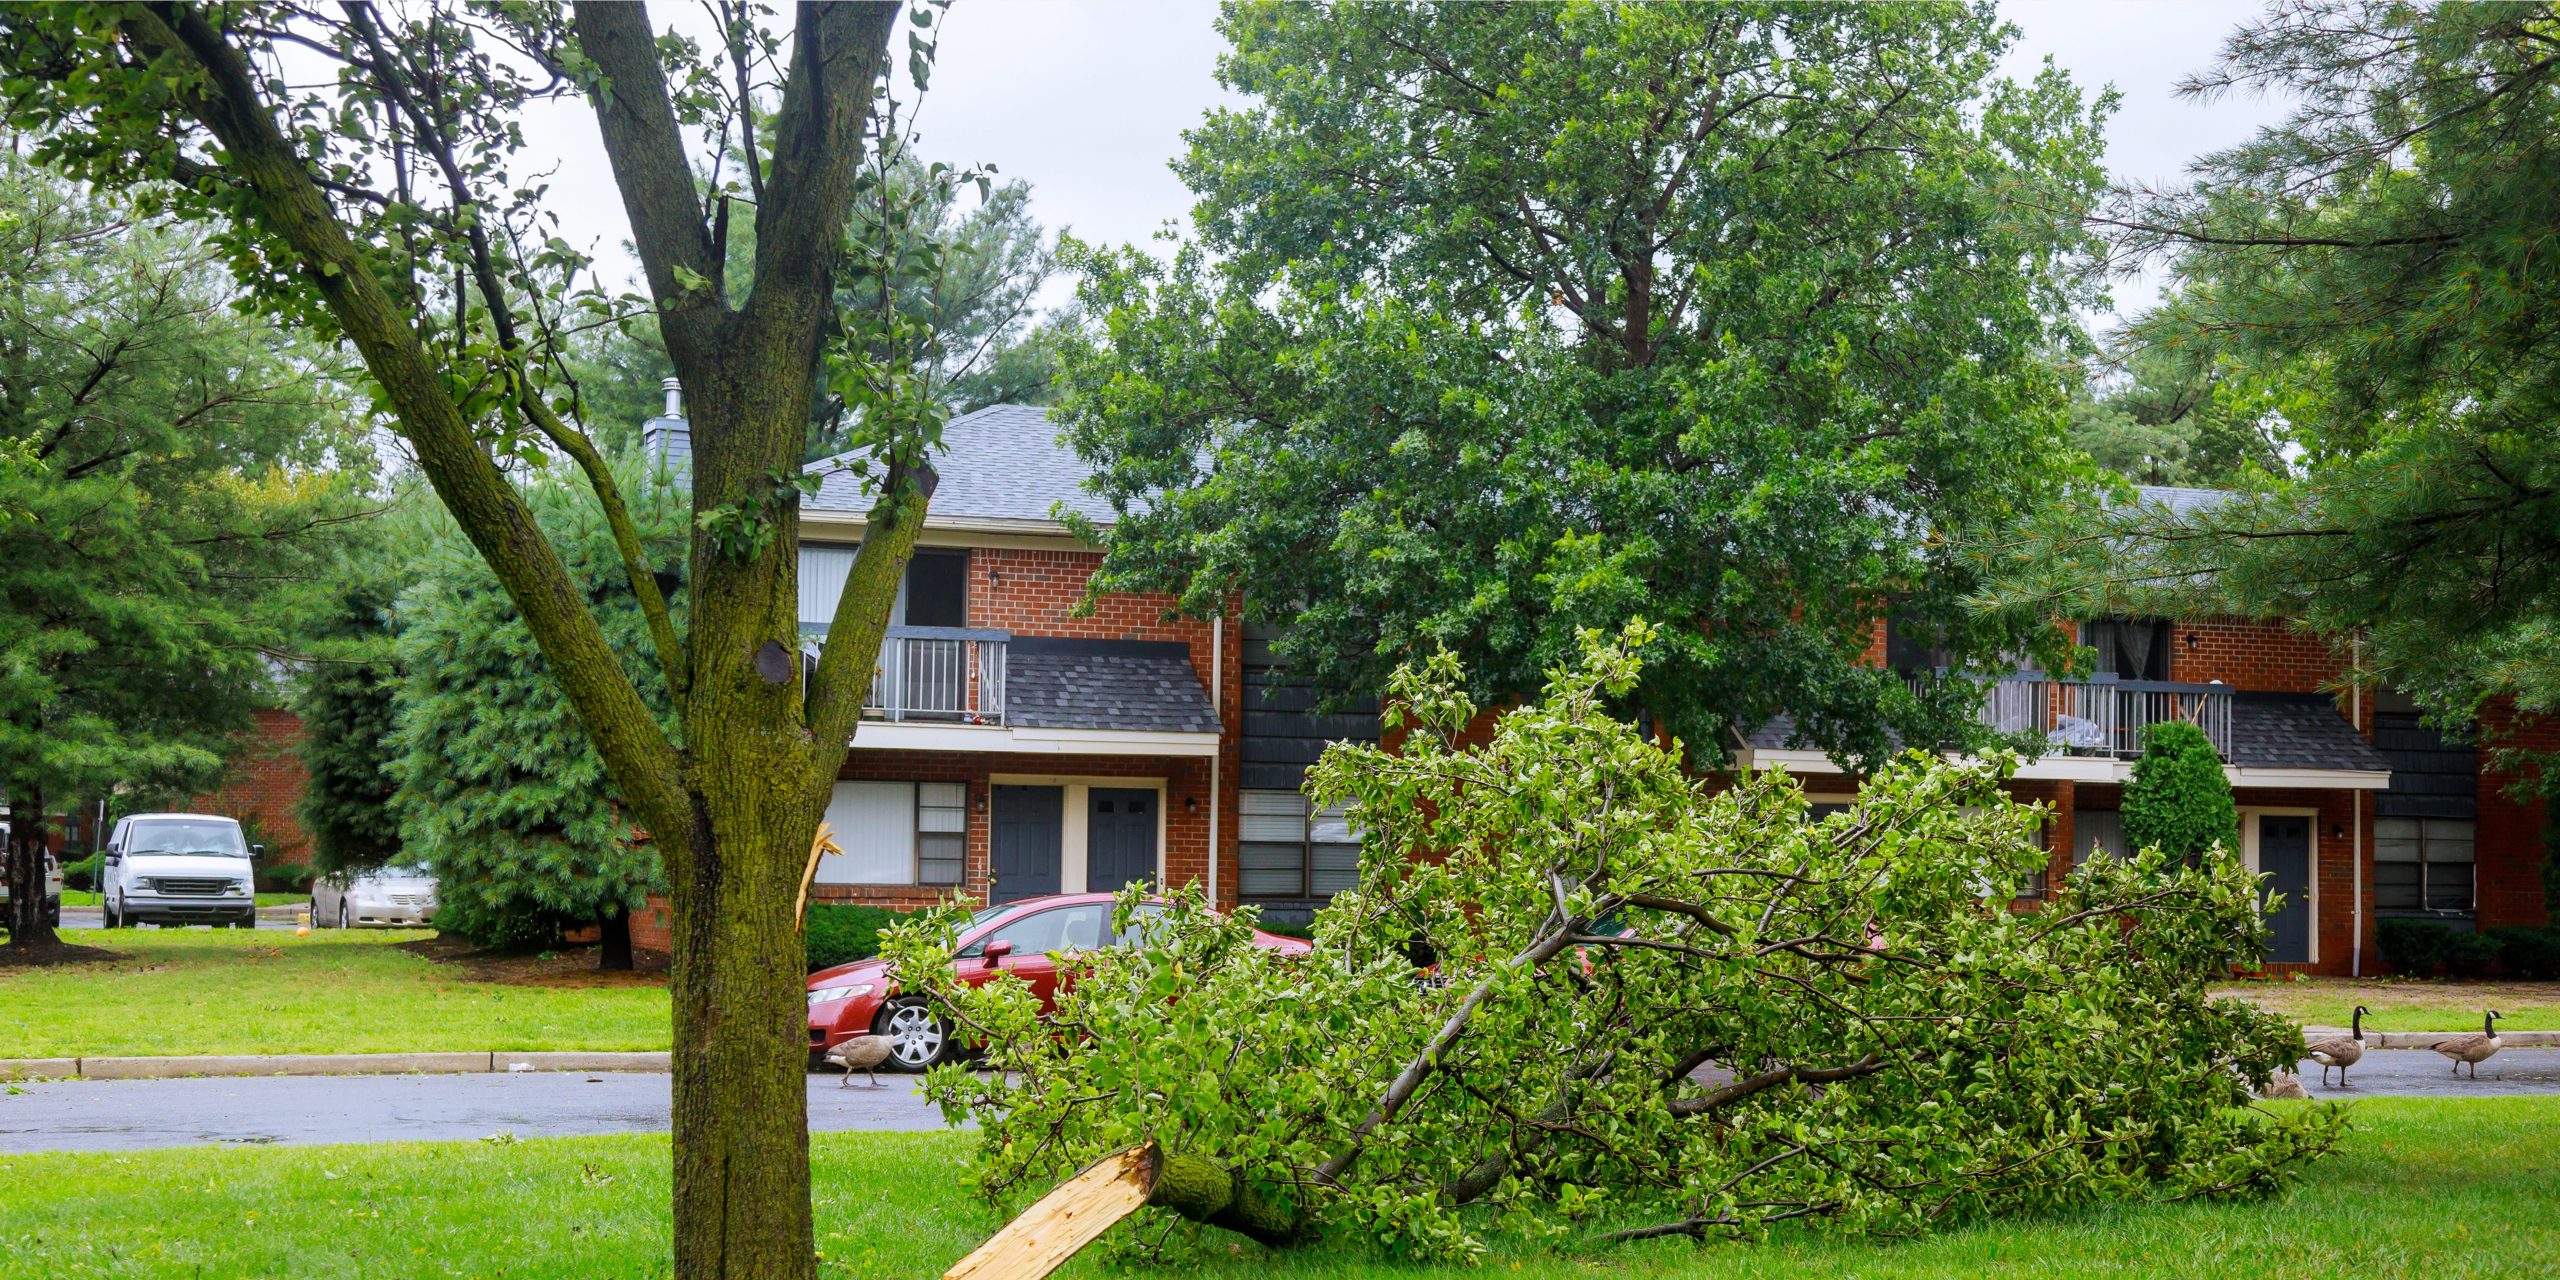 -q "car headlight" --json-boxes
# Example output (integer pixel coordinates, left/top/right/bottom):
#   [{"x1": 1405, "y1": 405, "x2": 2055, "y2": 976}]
[{"x1": 807, "y1": 982, "x2": 875, "y2": 1008}]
